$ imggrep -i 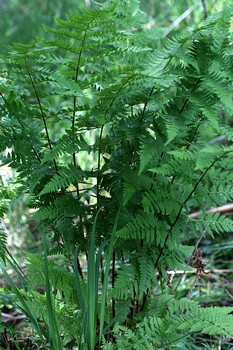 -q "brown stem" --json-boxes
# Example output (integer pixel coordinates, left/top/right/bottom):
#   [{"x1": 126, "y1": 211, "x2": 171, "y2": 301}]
[{"x1": 189, "y1": 203, "x2": 233, "y2": 219}]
